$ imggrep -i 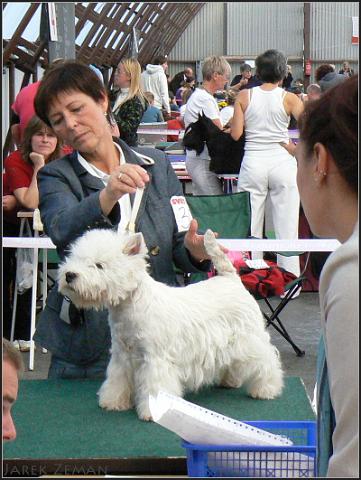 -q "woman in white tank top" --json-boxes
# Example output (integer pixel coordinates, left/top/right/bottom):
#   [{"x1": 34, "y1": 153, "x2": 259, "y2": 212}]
[{"x1": 230, "y1": 49, "x2": 304, "y2": 279}]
